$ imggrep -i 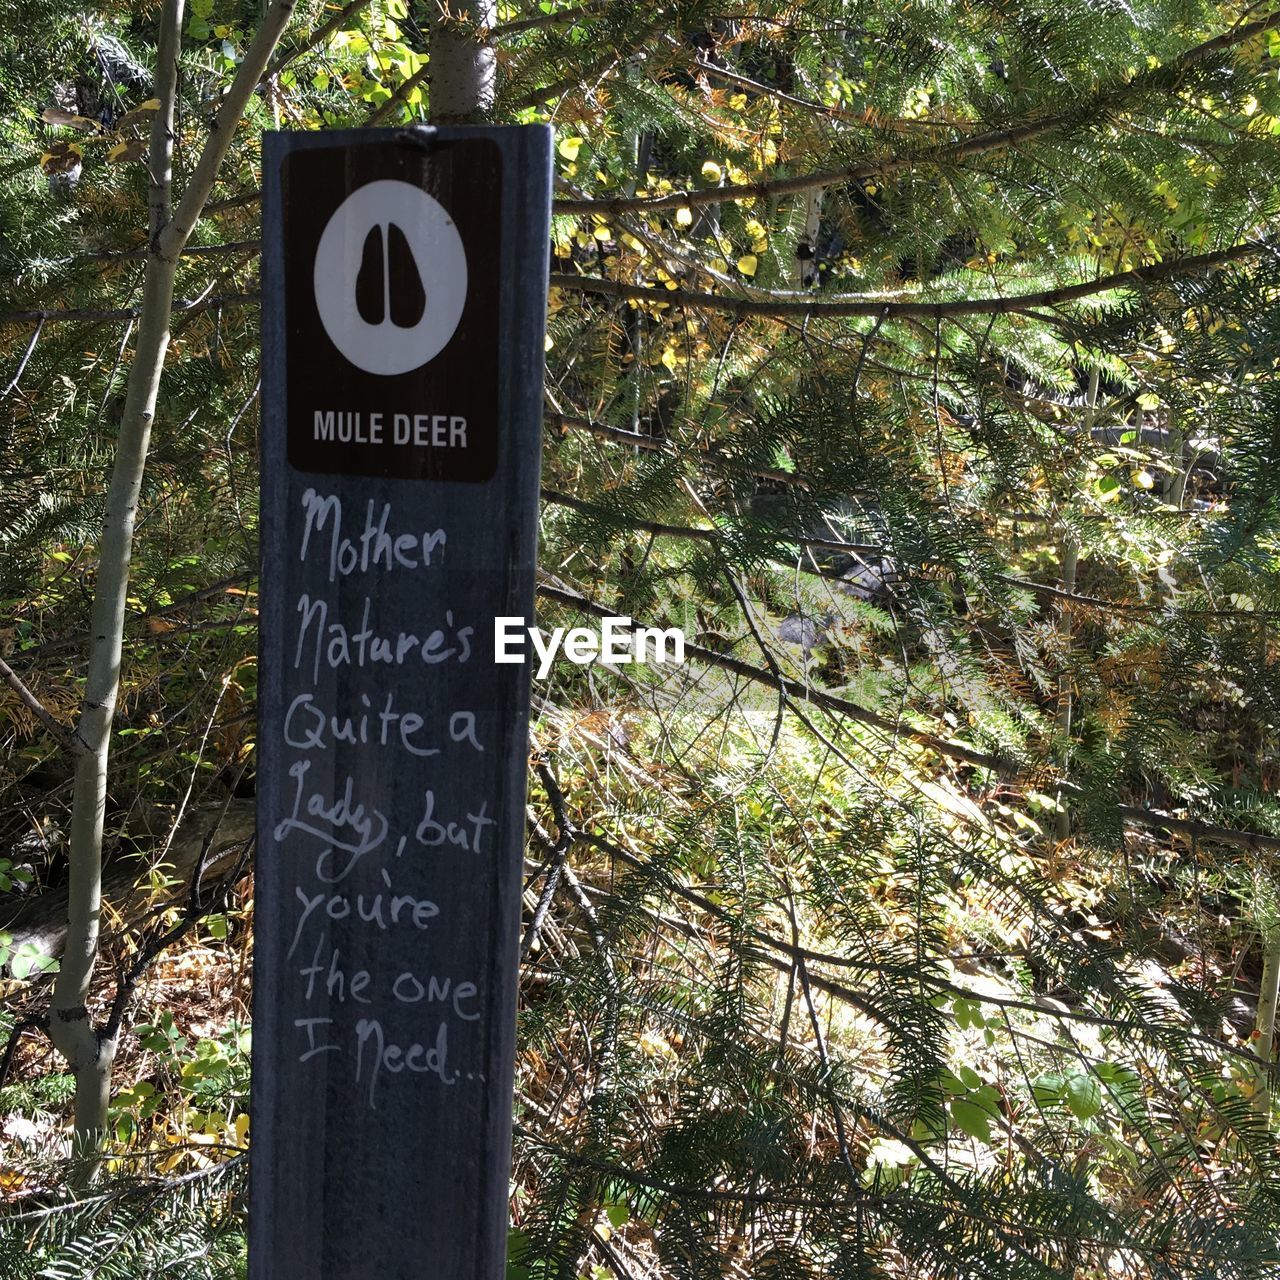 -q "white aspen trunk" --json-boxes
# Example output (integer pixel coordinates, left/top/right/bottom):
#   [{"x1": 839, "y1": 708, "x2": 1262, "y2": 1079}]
[
  {"x1": 48, "y1": 0, "x2": 297, "y2": 1183},
  {"x1": 796, "y1": 186, "x2": 823, "y2": 287},
  {"x1": 430, "y1": 0, "x2": 496, "y2": 124},
  {"x1": 49, "y1": 0, "x2": 184, "y2": 1179}
]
